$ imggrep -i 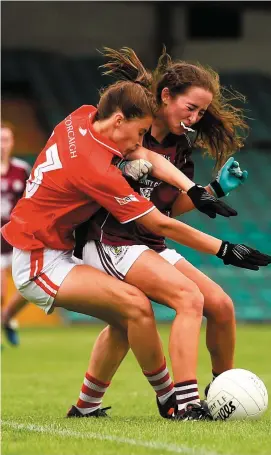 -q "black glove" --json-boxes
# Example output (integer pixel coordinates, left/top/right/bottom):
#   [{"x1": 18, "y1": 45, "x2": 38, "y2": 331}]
[
  {"x1": 217, "y1": 241, "x2": 271, "y2": 270},
  {"x1": 187, "y1": 184, "x2": 237, "y2": 219}
]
